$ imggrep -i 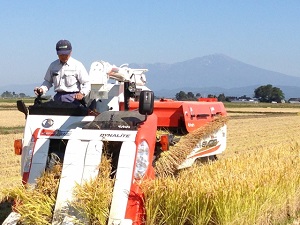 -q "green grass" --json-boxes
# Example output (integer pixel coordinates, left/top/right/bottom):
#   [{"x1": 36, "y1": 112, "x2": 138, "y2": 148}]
[
  {"x1": 227, "y1": 110, "x2": 298, "y2": 117},
  {"x1": 0, "y1": 105, "x2": 19, "y2": 110},
  {"x1": 224, "y1": 102, "x2": 300, "y2": 108},
  {"x1": 0, "y1": 126, "x2": 25, "y2": 134},
  {"x1": 0, "y1": 98, "x2": 35, "y2": 104}
]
